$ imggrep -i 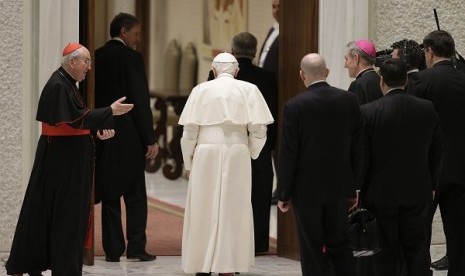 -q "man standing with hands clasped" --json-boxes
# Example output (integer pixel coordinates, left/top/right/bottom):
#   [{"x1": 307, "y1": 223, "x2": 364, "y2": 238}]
[{"x1": 94, "y1": 12, "x2": 159, "y2": 263}]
